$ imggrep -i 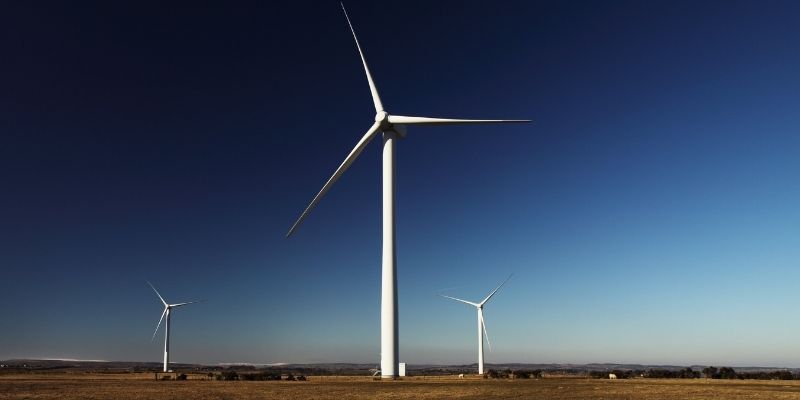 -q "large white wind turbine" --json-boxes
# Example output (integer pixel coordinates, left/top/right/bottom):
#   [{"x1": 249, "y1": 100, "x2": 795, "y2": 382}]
[
  {"x1": 287, "y1": 4, "x2": 529, "y2": 378},
  {"x1": 441, "y1": 274, "x2": 512, "y2": 375},
  {"x1": 148, "y1": 281, "x2": 202, "y2": 372}
]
